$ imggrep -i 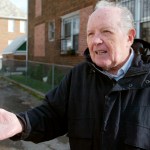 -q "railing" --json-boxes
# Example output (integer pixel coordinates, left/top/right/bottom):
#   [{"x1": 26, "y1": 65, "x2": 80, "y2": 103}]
[{"x1": 0, "y1": 59, "x2": 73, "y2": 94}]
